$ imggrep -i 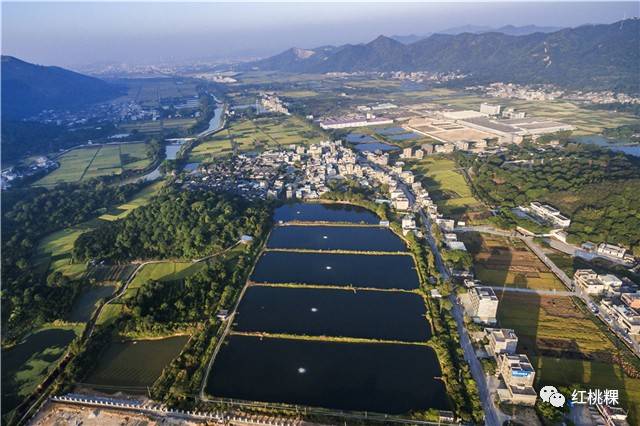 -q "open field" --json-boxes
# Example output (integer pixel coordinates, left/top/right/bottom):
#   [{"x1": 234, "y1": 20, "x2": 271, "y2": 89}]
[
  {"x1": 113, "y1": 78, "x2": 199, "y2": 108},
  {"x1": 188, "y1": 115, "x2": 326, "y2": 162},
  {"x1": 280, "y1": 90, "x2": 319, "y2": 98},
  {"x1": 124, "y1": 261, "x2": 206, "y2": 298},
  {"x1": 32, "y1": 220, "x2": 101, "y2": 279},
  {"x1": 407, "y1": 156, "x2": 487, "y2": 221},
  {"x1": 33, "y1": 143, "x2": 149, "y2": 187},
  {"x1": 2, "y1": 324, "x2": 83, "y2": 415},
  {"x1": 497, "y1": 291, "x2": 640, "y2": 422},
  {"x1": 99, "y1": 180, "x2": 165, "y2": 221},
  {"x1": 462, "y1": 233, "x2": 565, "y2": 290}
]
